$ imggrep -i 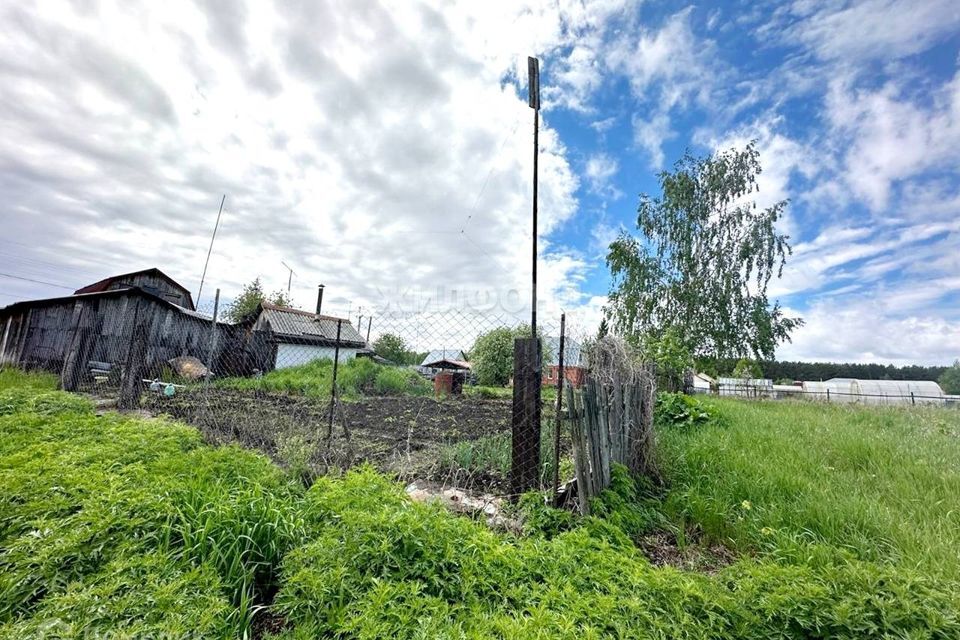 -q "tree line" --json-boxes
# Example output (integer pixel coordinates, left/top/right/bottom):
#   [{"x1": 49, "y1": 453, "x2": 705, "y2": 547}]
[{"x1": 697, "y1": 358, "x2": 951, "y2": 384}]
